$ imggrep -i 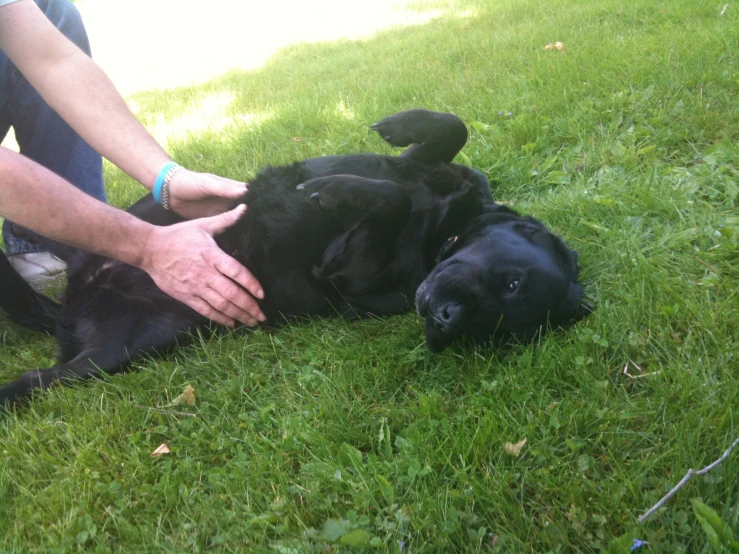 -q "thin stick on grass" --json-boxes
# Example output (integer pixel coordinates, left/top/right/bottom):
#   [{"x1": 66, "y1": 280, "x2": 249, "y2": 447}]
[
  {"x1": 694, "y1": 256, "x2": 719, "y2": 274},
  {"x1": 638, "y1": 435, "x2": 739, "y2": 524}
]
